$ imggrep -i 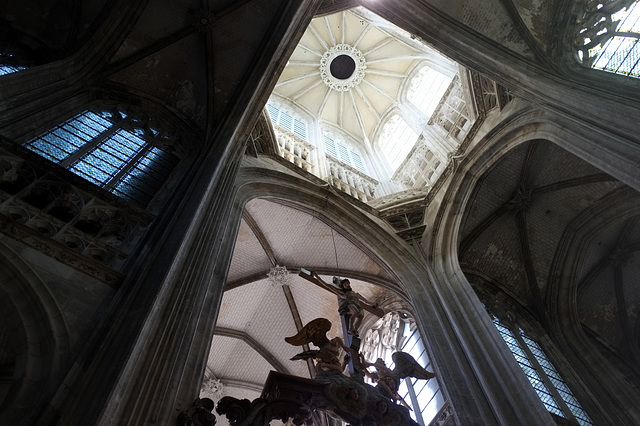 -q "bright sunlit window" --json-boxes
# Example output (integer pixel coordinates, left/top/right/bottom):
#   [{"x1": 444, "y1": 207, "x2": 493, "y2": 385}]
[
  {"x1": 407, "y1": 67, "x2": 452, "y2": 119},
  {"x1": 266, "y1": 102, "x2": 308, "y2": 142},
  {"x1": 585, "y1": 1, "x2": 640, "y2": 77},
  {"x1": 361, "y1": 313, "x2": 443, "y2": 425},
  {"x1": 324, "y1": 133, "x2": 366, "y2": 174},
  {"x1": 492, "y1": 317, "x2": 593, "y2": 425},
  {"x1": 378, "y1": 114, "x2": 419, "y2": 172}
]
